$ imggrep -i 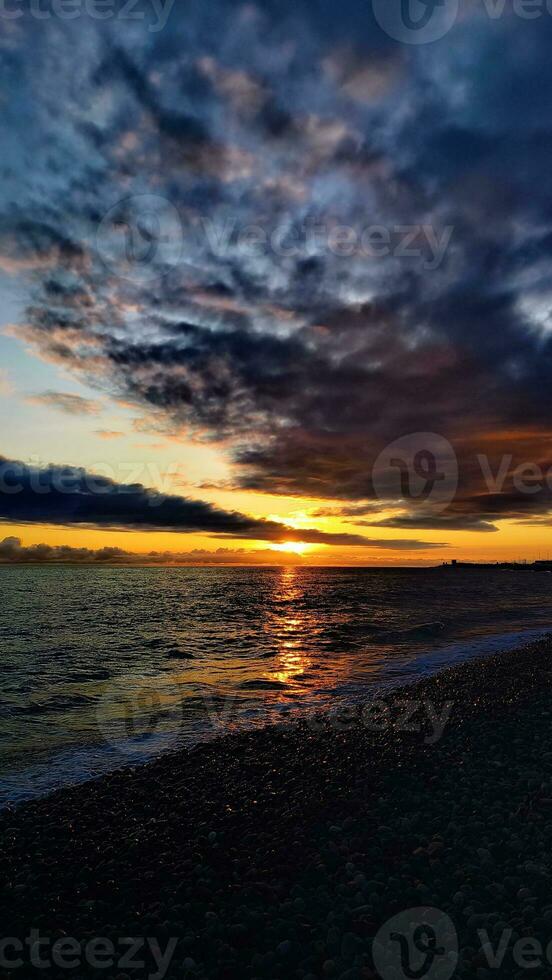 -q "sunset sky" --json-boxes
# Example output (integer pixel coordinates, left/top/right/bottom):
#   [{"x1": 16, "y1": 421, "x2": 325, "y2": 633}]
[{"x1": 2, "y1": 0, "x2": 552, "y2": 564}]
